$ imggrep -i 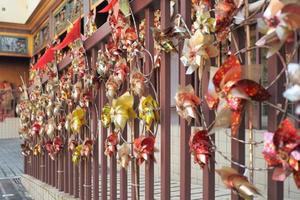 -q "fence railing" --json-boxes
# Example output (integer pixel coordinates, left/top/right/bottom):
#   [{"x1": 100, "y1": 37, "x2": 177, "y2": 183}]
[{"x1": 23, "y1": 0, "x2": 299, "y2": 200}]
